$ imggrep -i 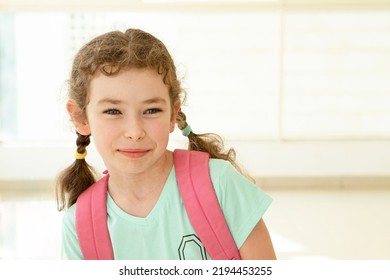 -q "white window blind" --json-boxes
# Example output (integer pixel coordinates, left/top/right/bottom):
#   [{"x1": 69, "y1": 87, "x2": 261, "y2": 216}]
[{"x1": 283, "y1": 12, "x2": 390, "y2": 140}]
